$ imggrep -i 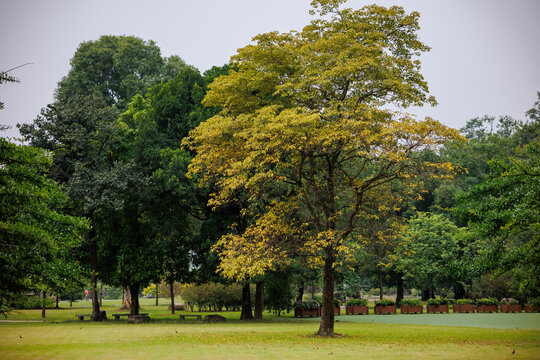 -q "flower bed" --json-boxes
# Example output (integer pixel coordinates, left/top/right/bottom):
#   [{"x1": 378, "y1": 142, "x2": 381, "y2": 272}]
[
  {"x1": 500, "y1": 298, "x2": 521, "y2": 313},
  {"x1": 400, "y1": 299, "x2": 423, "y2": 314},
  {"x1": 293, "y1": 299, "x2": 321, "y2": 317},
  {"x1": 525, "y1": 298, "x2": 540, "y2": 313},
  {"x1": 345, "y1": 299, "x2": 368, "y2": 315},
  {"x1": 476, "y1": 298, "x2": 498, "y2": 313},
  {"x1": 453, "y1": 299, "x2": 475, "y2": 313},
  {"x1": 374, "y1": 299, "x2": 396, "y2": 315},
  {"x1": 427, "y1": 298, "x2": 449, "y2": 313}
]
